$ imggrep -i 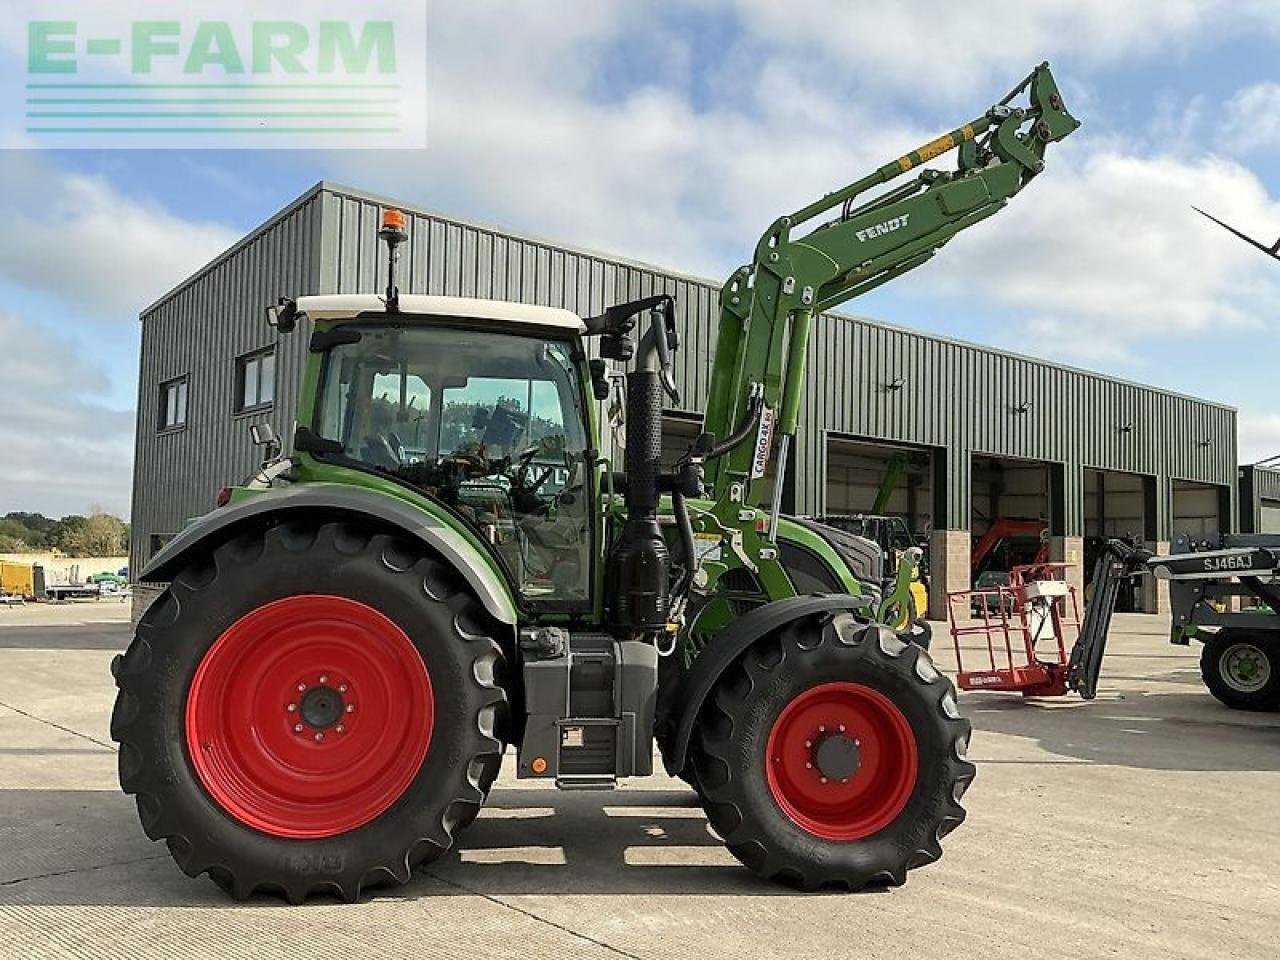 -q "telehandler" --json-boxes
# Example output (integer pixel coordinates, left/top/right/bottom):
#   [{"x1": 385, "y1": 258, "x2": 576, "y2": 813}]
[
  {"x1": 112, "y1": 64, "x2": 1078, "y2": 901},
  {"x1": 1070, "y1": 535, "x2": 1280, "y2": 709}
]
